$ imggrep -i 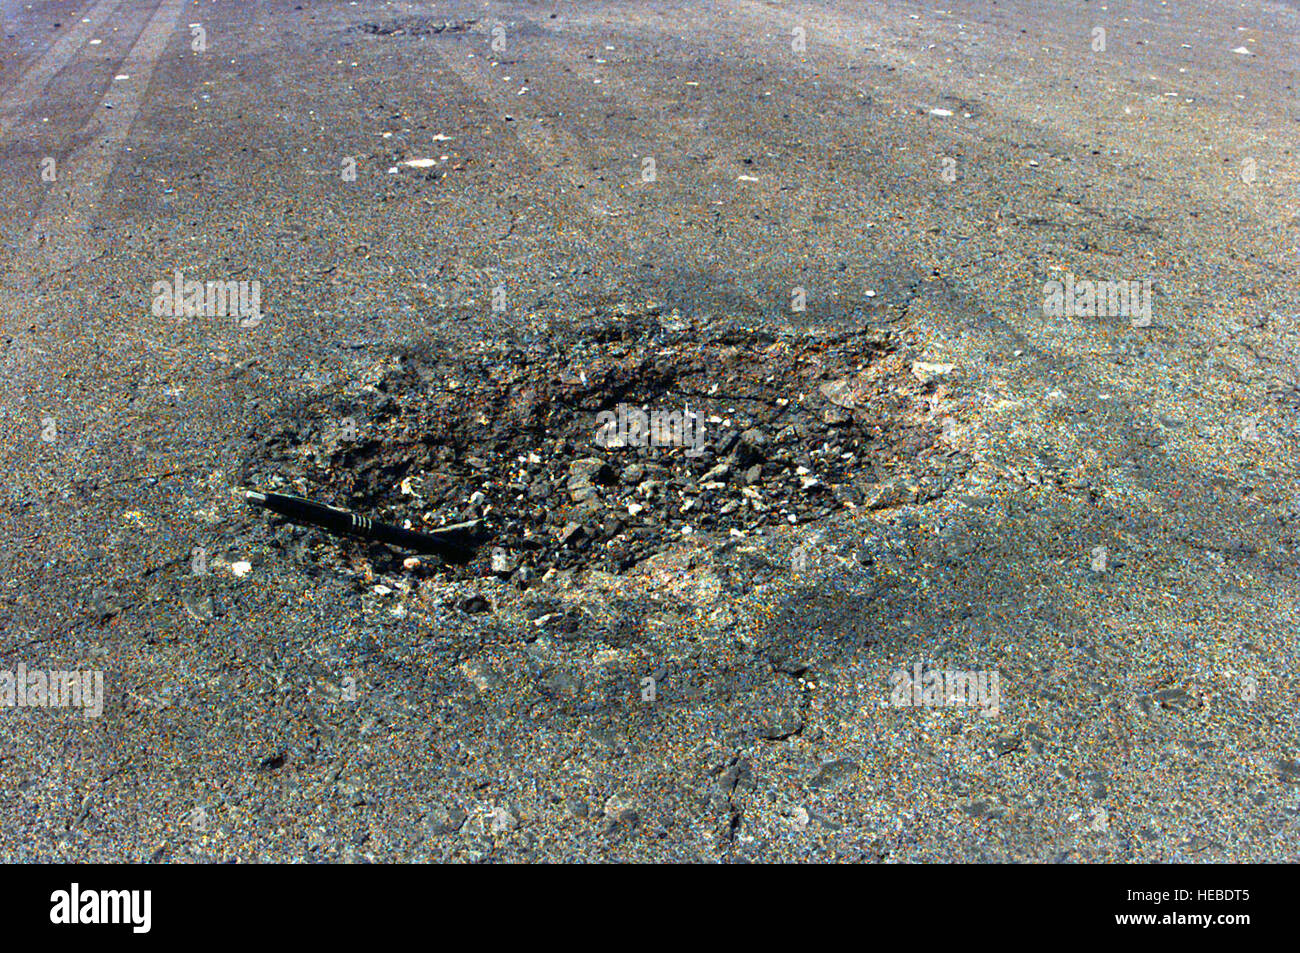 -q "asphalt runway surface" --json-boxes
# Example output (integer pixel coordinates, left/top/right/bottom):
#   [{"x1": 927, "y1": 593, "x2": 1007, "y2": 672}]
[{"x1": 0, "y1": 0, "x2": 1298, "y2": 862}]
